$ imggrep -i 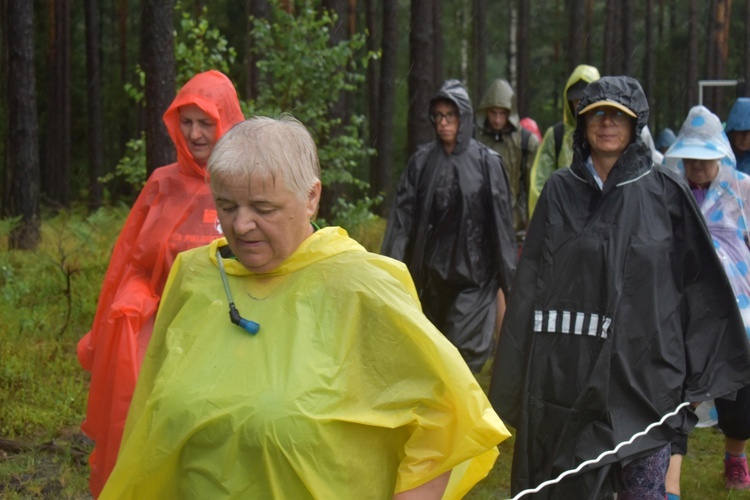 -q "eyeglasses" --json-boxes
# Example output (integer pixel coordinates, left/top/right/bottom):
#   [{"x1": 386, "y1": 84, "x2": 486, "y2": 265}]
[
  {"x1": 585, "y1": 109, "x2": 632, "y2": 126},
  {"x1": 430, "y1": 112, "x2": 458, "y2": 124}
]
